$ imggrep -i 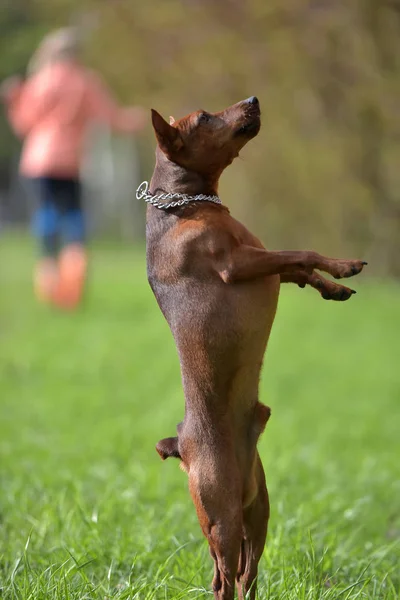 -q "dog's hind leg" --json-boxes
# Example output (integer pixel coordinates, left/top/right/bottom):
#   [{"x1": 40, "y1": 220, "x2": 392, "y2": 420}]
[
  {"x1": 236, "y1": 455, "x2": 269, "y2": 600},
  {"x1": 189, "y1": 467, "x2": 243, "y2": 600}
]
